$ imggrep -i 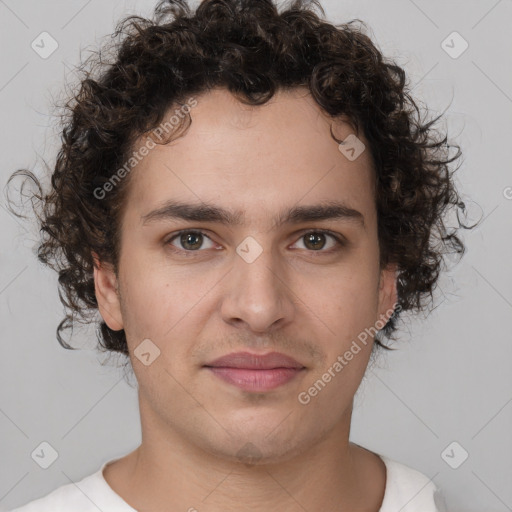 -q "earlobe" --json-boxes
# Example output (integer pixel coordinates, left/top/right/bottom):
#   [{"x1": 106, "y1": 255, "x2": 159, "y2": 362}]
[{"x1": 92, "y1": 251, "x2": 124, "y2": 331}]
